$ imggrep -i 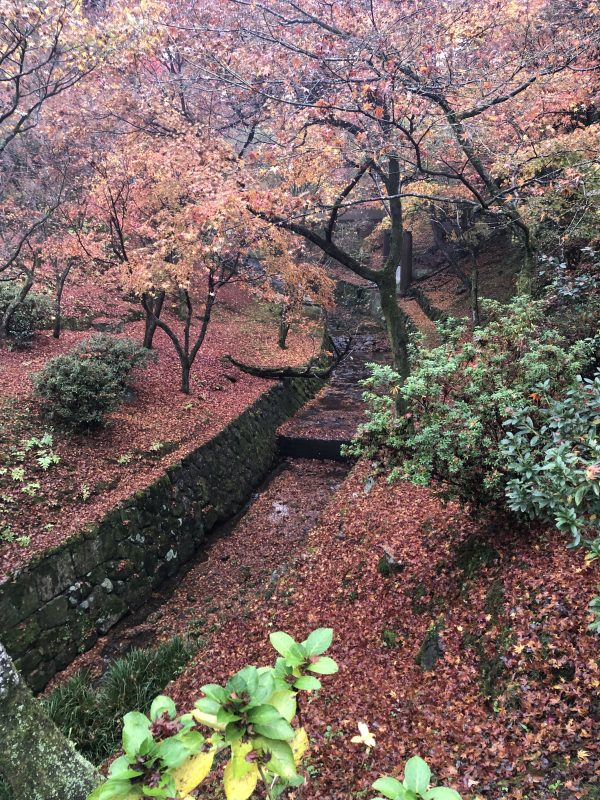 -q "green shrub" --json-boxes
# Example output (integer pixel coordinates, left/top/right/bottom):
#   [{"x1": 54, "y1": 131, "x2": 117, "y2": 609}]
[
  {"x1": 33, "y1": 334, "x2": 152, "y2": 430},
  {"x1": 0, "y1": 283, "x2": 51, "y2": 346},
  {"x1": 501, "y1": 372, "x2": 600, "y2": 546},
  {"x1": 348, "y1": 297, "x2": 597, "y2": 512},
  {"x1": 43, "y1": 636, "x2": 195, "y2": 765}
]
